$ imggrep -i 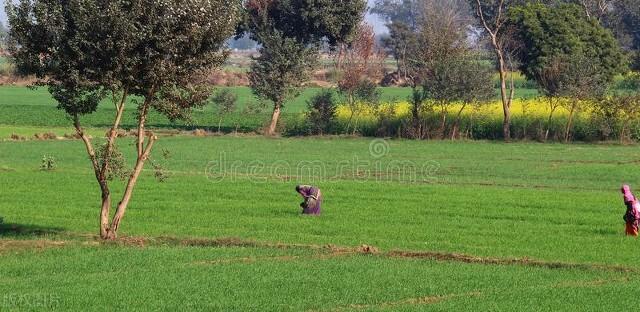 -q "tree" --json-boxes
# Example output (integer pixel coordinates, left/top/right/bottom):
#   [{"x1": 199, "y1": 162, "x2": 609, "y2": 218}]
[
  {"x1": 469, "y1": 0, "x2": 523, "y2": 141},
  {"x1": 509, "y1": 3, "x2": 627, "y2": 142},
  {"x1": 372, "y1": 0, "x2": 424, "y2": 80},
  {"x1": 7, "y1": 0, "x2": 240, "y2": 239},
  {"x1": 248, "y1": 32, "x2": 317, "y2": 135},
  {"x1": 243, "y1": 0, "x2": 366, "y2": 136},
  {"x1": 210, "y1": 89, "x2": 238, "y2": 133},
  {"x1": 609, "y1": 0, "x2": 640, "y2": 69},
  {"x1": 306, "y1": 89, "x2": 337, "y2": 135},
  {"x1": 371, "y1": 0, "x2": 423, "y2": 29},
  {"x1": 0, "y1": 21, "x2": 7, "y2": 53},
  {"x1": 414, "y1": 0, "x2": 494, "y2": 139},
  {"x1": 338, "y1": 22, "x2": 384, "y2": 134},
  {"x1": 381, "y1": 23, "x2": 419, "y2": 81}
]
